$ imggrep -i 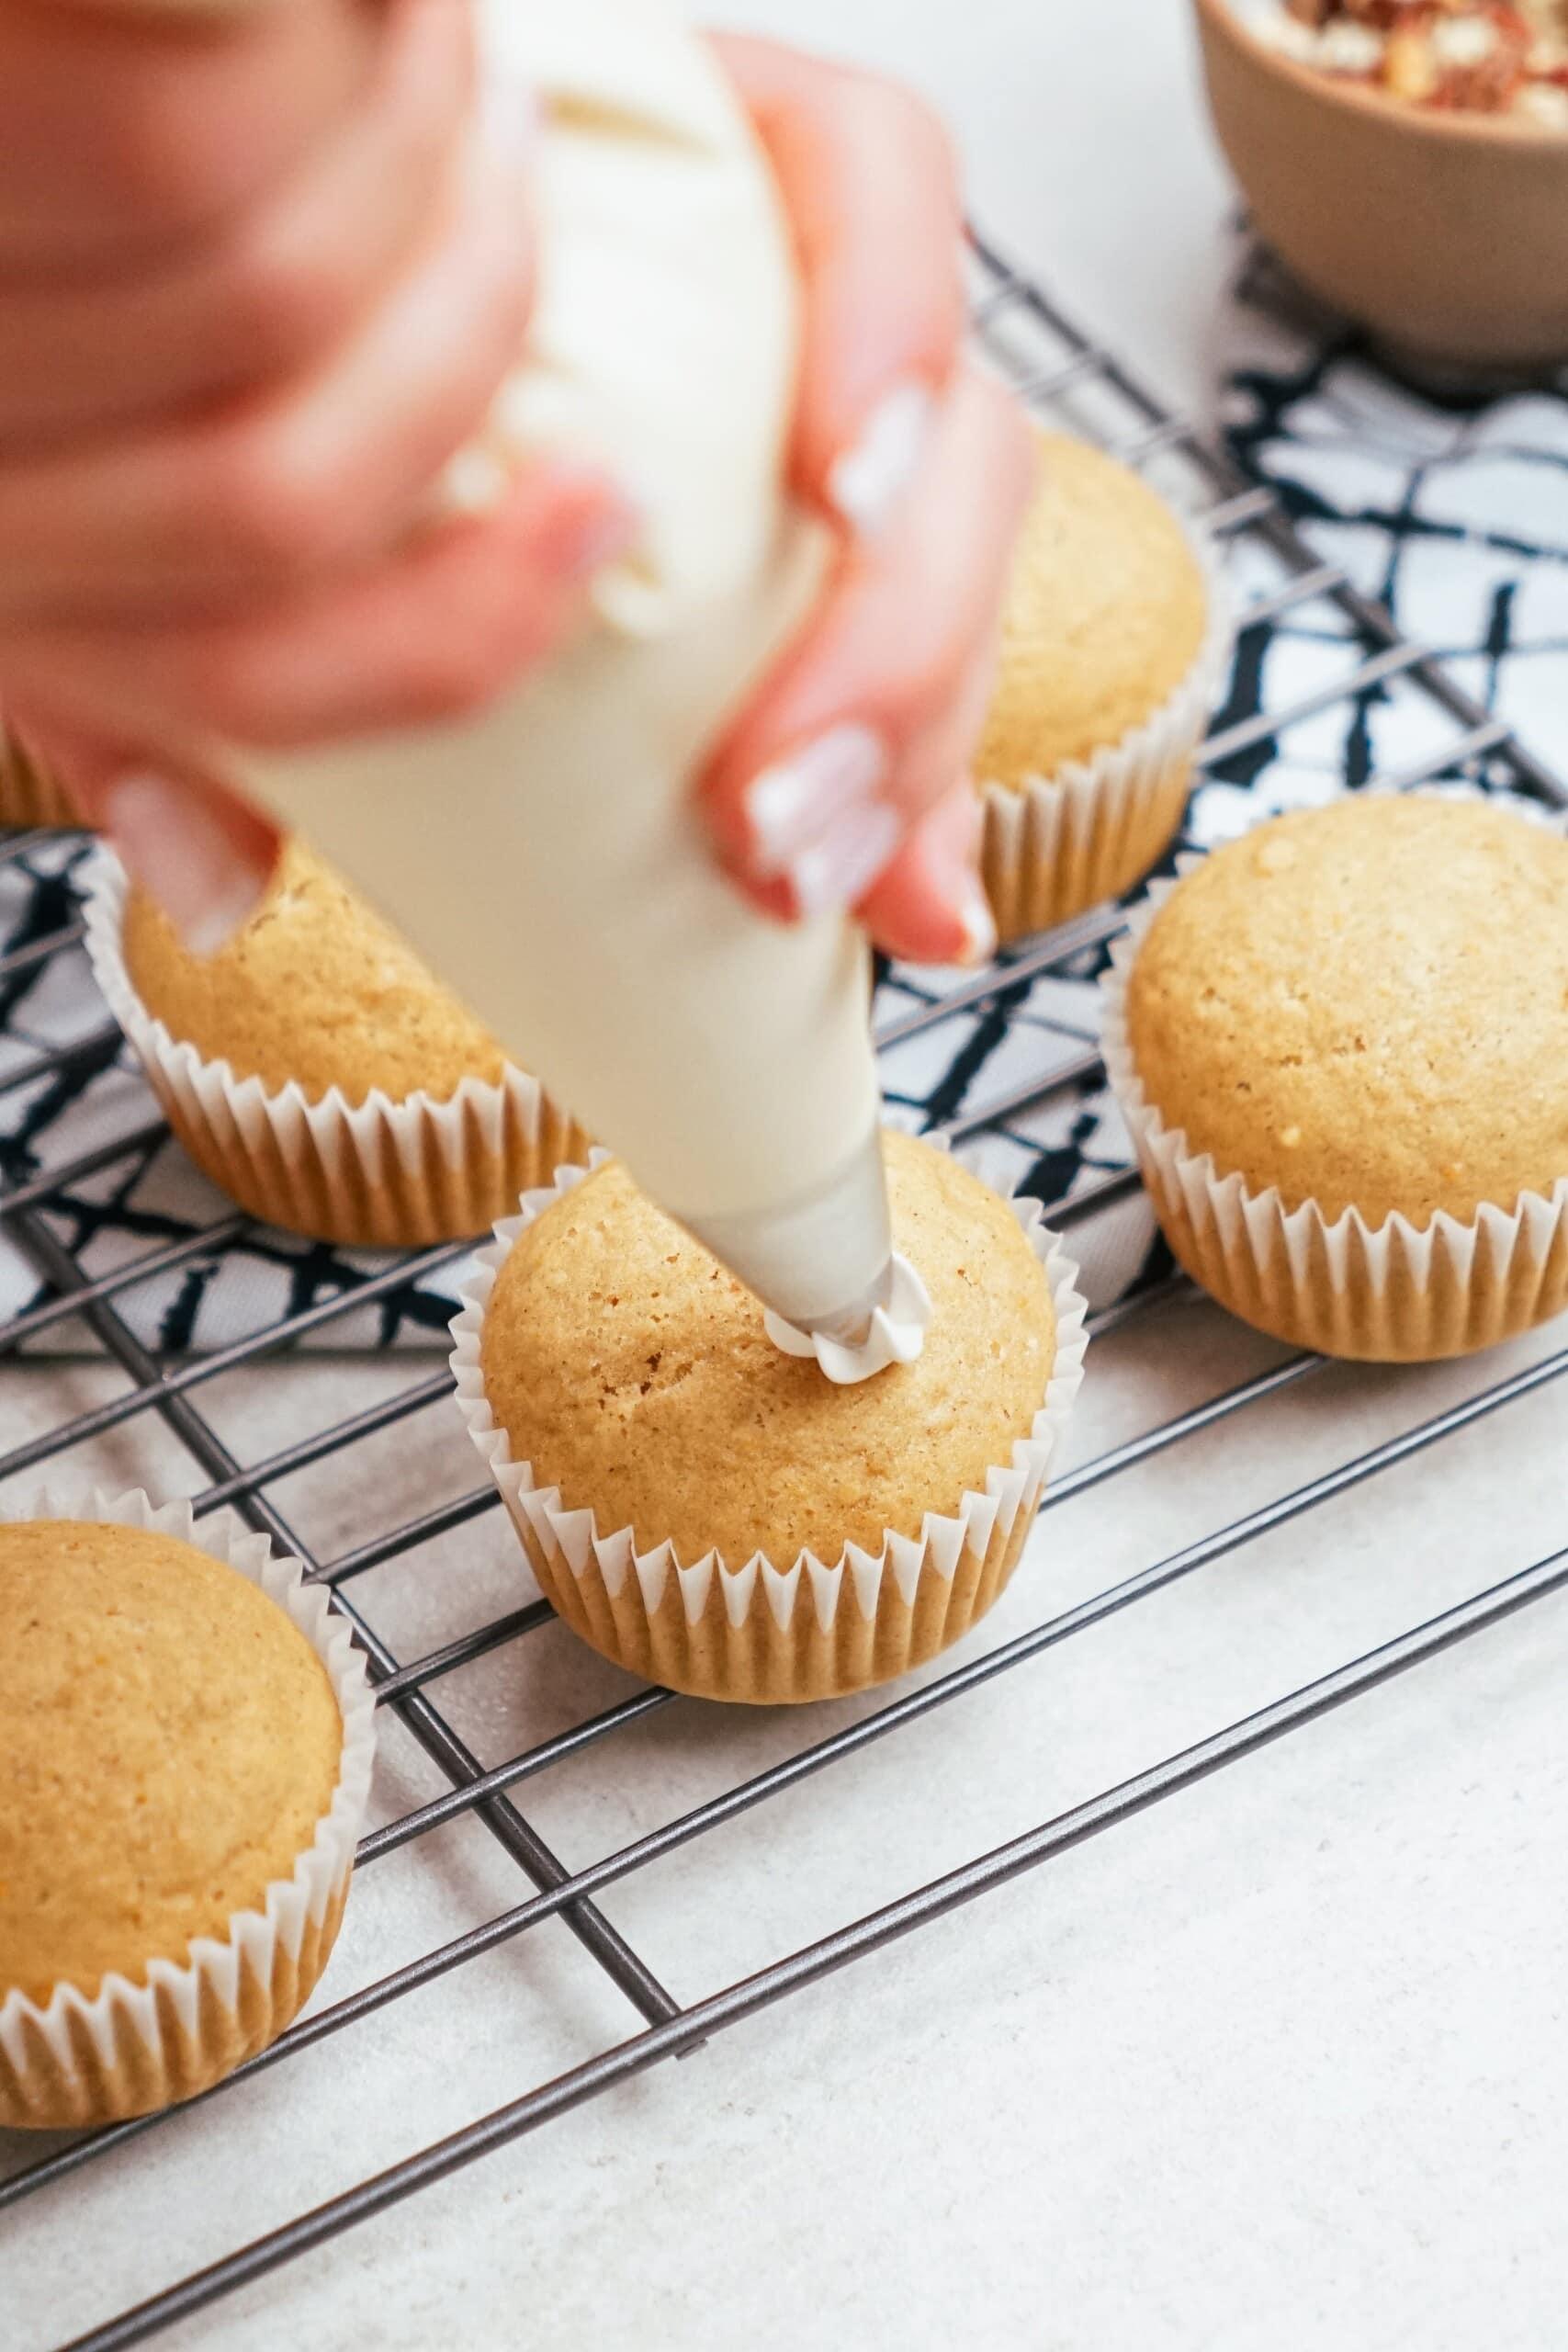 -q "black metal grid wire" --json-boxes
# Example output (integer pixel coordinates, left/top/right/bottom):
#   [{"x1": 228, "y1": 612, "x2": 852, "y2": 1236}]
[{"x1": 4, "y1": 229, "x2": 1568, "y2": 2352}]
